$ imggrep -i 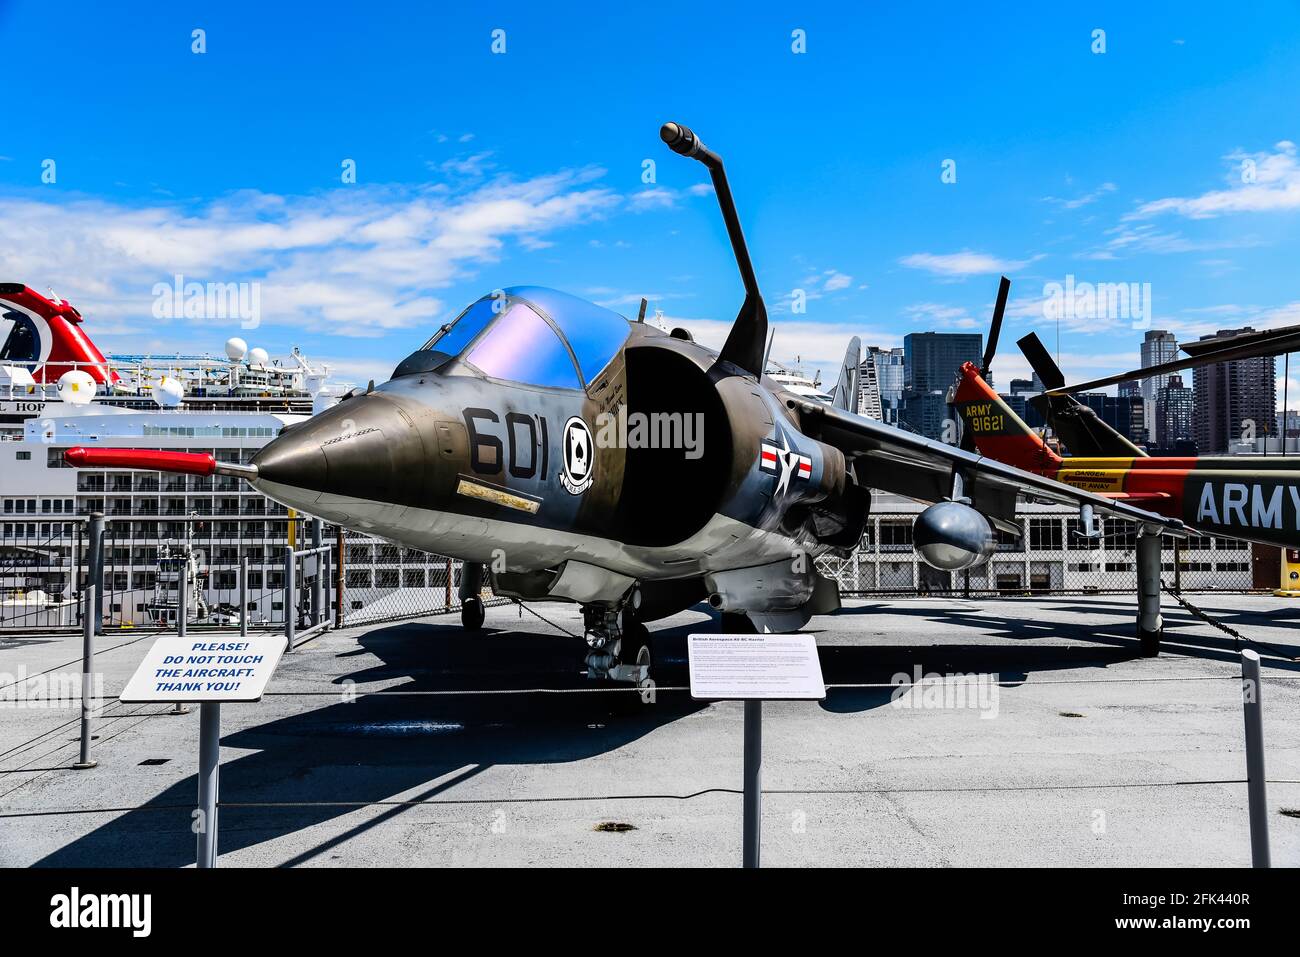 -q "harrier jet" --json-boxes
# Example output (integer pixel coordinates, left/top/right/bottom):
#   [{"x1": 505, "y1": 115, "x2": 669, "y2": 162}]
[{"x1": 65, "y1": 123, "x2": 1184, "y2": 684}]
